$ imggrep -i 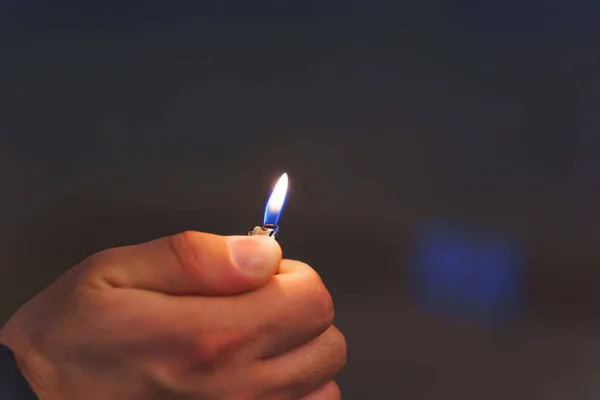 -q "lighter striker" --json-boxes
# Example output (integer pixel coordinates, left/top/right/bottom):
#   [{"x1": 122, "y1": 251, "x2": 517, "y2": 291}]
[{"x1": 248, "y1": 173, "x2": 289, "y2": 239}]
